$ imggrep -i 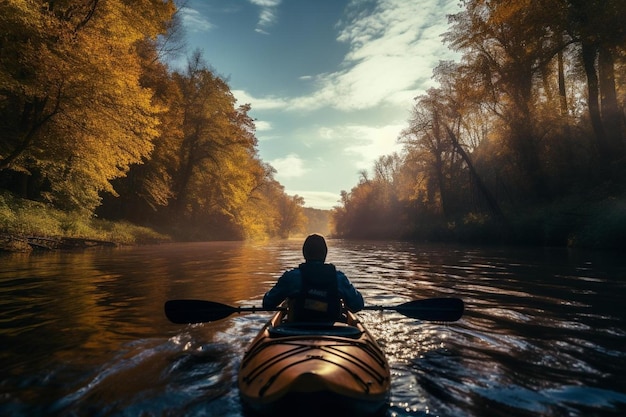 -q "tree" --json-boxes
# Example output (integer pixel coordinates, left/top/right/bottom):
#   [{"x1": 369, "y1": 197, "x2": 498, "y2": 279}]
[
  {"x1": 445, "y1": 0, "x2": 572, "y2": 199},
  {"x1": 0, "y1": 0, "x2": 176, "y2": 211},
  {"x1": 276, "y1": 194, "x2": 306, "y2": 238},
  {"x1": 400, "y1": 90, "x2": 458, "y2": 219},
  {"x1": 332, "y1": 0, "x2": 625, "y2": 244},
  {"x1": 236, "y1": 164, "x2": 306, "y2": 240},
  {"x1": 567, "y1": 0, "x2": 626, "y2": 166},
  {"x1": 332, "y1": 155, "x2": 406, "y2": 239}
]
